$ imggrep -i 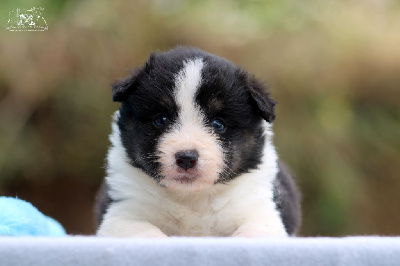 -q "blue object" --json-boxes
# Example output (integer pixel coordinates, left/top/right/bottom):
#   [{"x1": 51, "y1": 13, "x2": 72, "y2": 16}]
[{"x1": 0, "y1": 196, "x2": 66, "y2": 236}]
